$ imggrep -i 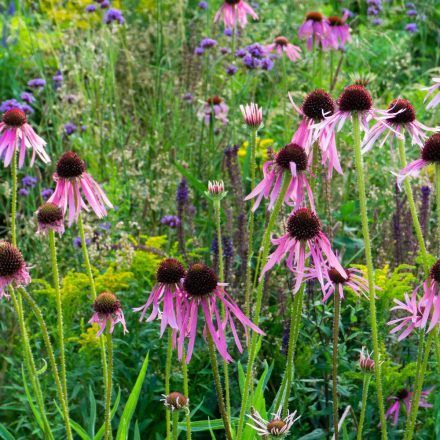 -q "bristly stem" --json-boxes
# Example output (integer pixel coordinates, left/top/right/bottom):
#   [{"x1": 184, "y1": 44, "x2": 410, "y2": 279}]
[
  {"x1": 49, "y1": 230, "x2": 70, "y2": 413},
  {"x1": 9, "y1": 287, "x2": 53, "y2": 439},
  {"x1": 357, "y1": 374, "x2": 371, "y2": 440},
  {"x1": 19, "y1": 287, "x2": 73, "y2": 440},
  {"x1": 280, "y1": 284, "x2": 305, "y2": 416},
  {"x1": 352, "y1": 115, "x2": 387, "y2": 439},
  {"x1": 181, "y1": 349, "x2": 192, "y2": 440},
  {"x1": 104, "y1": 322, "x2": 113, "y2": 440},
  {"x1": 77, "y1": 212, "x2": 108, "y2": 387},
  {"x1": 245, "y1": 128, "x2": 258, "y2": 321},
  {"x1": 332, "y1": 292, "x2": 341, "y2": 440},
  {"x1": 172, "y1": 411, "x2": 179, "y2": 440},
  {"x1": 11, "y1": 149, "x2": 17, "y2": 246},
  {"x1": 165, "y1": 329, "x2": 173, "y2": 440},
  {"x1": 214, "y1": 197, "x2": 231, "y2": 424},
  {"x1": 237, "y1": 174, "x2": 291, "y2": 438},
  {"x1": 207, "y1": 334, "x2": 233, "y2": 440}
]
